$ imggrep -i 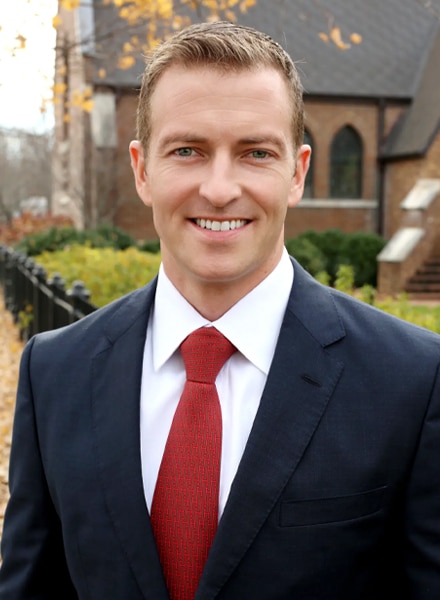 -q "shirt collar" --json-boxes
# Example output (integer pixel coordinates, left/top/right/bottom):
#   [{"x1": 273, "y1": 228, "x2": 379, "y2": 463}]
[{"x1": 150, "y1": 249, "x2": 294, "y2": 375}]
